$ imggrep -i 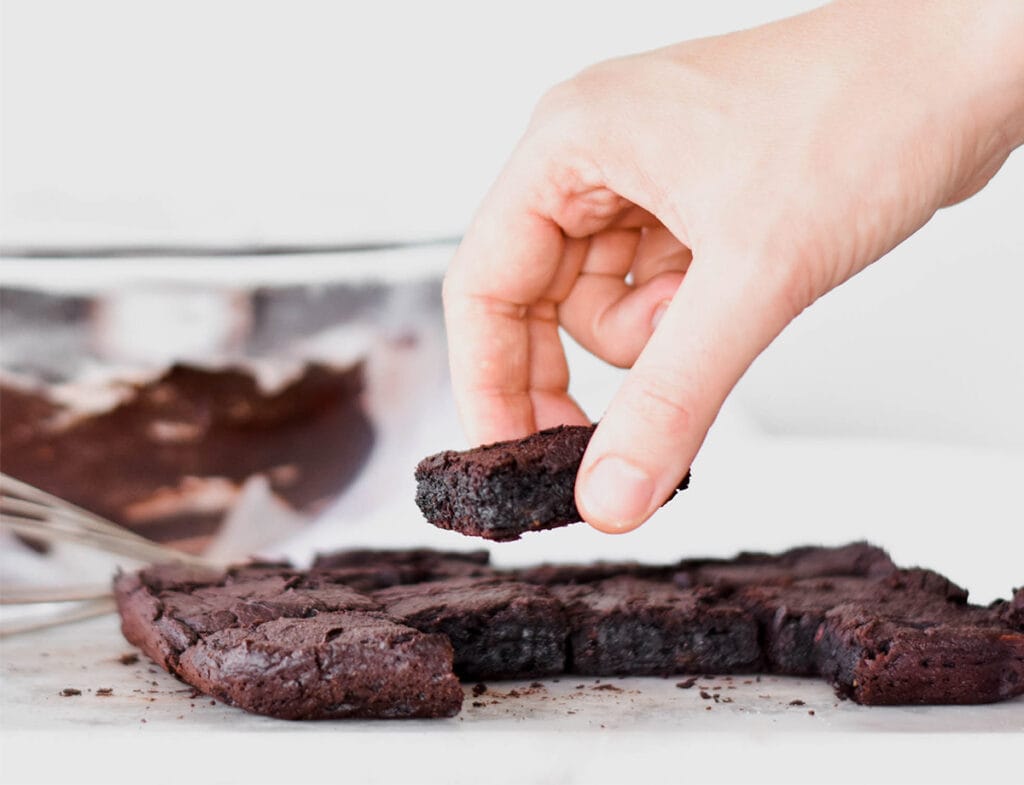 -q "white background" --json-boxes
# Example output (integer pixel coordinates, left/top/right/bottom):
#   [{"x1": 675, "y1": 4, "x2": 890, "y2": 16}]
[{"x1": 2, "y1": 1, "x2": 1022, "y2": 783}]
